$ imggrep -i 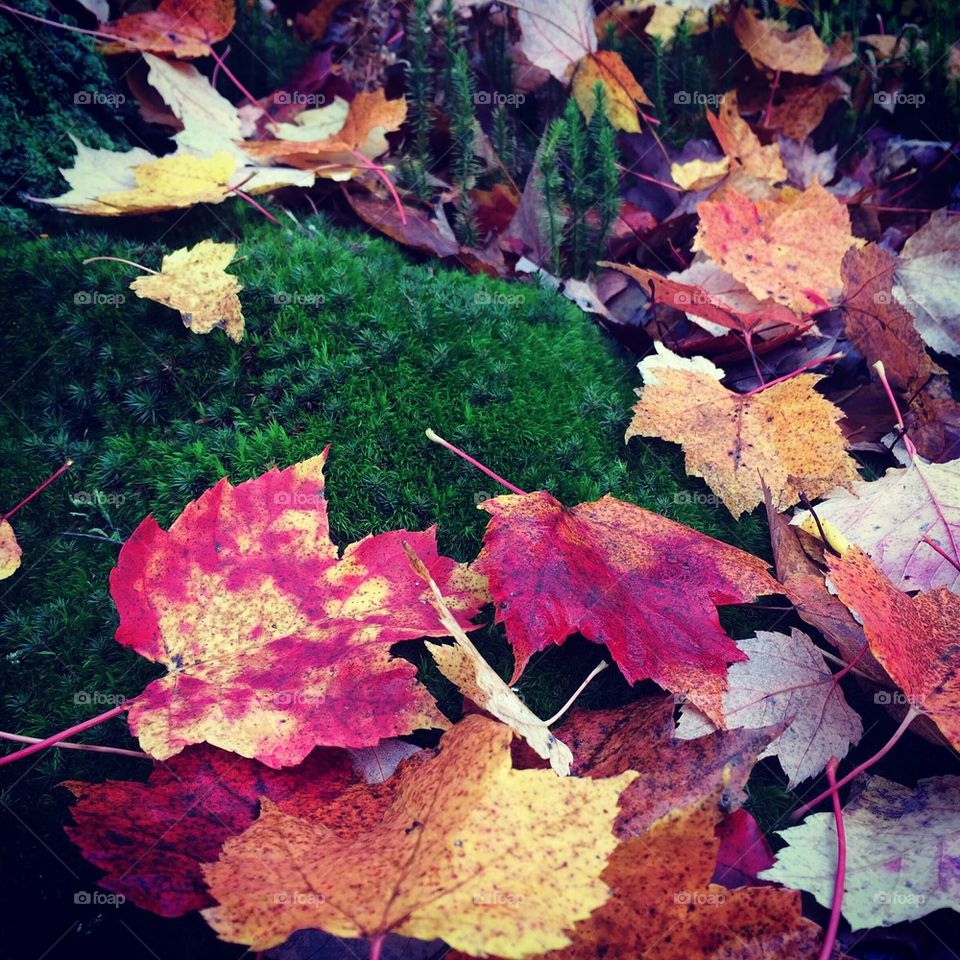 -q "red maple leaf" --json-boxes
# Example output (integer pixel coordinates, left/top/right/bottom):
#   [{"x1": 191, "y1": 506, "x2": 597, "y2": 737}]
[
  {"x1": 111, "y1": 450, "x2": 487, "y2": 767},
  {"x1": 472, "y1": 493, "x2": 779, "y2": 724}
]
